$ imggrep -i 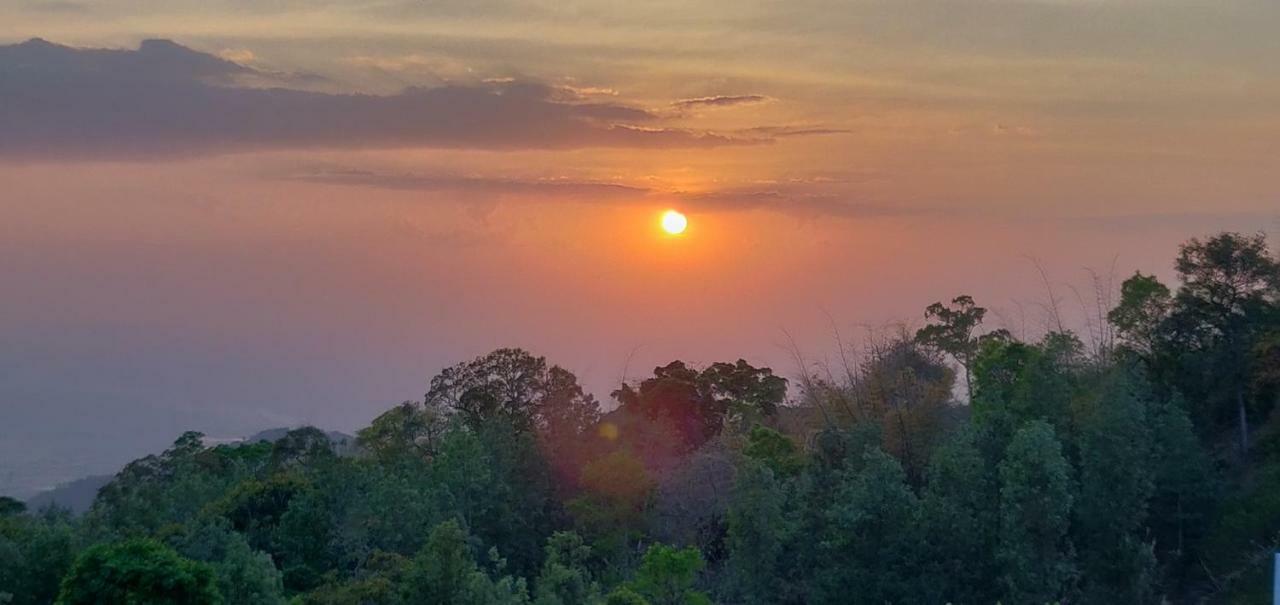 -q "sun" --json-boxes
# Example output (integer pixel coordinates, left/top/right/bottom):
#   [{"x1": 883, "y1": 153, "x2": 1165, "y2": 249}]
[{"x1": 661, "y1": 209, "x2": 688, "y2": 235}]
